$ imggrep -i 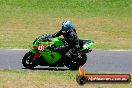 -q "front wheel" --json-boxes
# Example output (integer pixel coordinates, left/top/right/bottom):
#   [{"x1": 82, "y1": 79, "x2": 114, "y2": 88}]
[
  {"x1": 22, "y1": 51, "x2": 37, "y2": 69},
  {"x1": 64, "y1": 53, "x2": 87, "y2": 70}
]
